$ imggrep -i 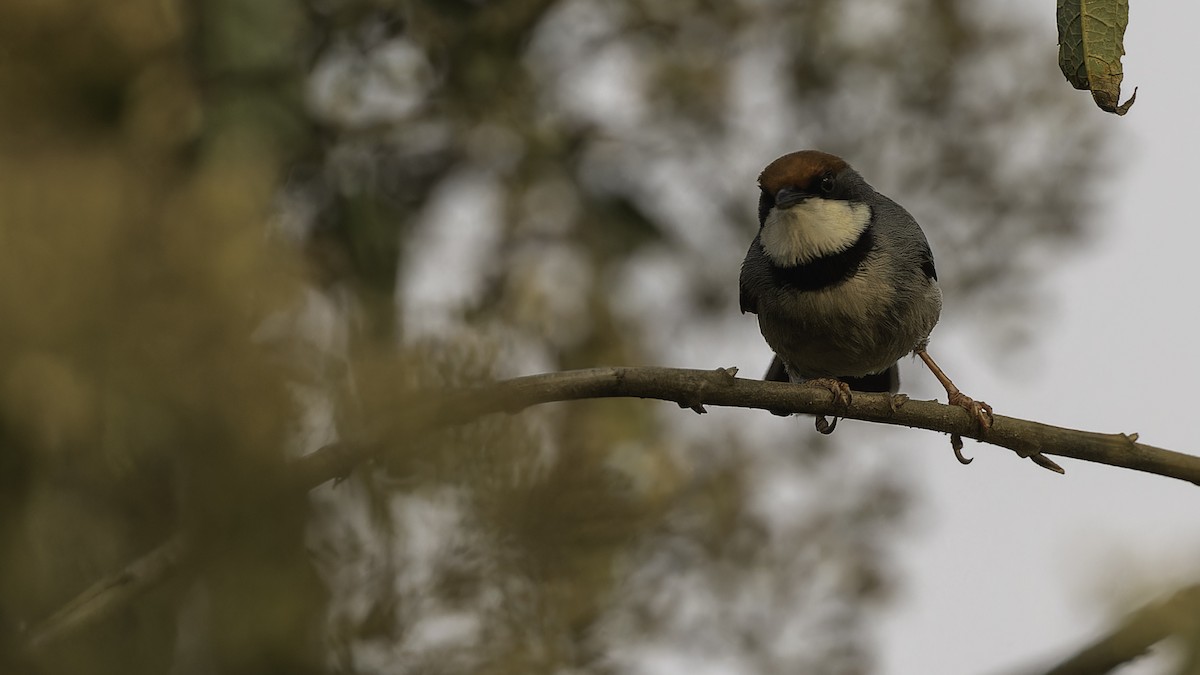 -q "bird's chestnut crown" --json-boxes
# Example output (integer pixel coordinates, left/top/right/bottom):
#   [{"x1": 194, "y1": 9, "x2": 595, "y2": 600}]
[{"x1": 757, "y1": 150, "x2": 852, "y2": 226}]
